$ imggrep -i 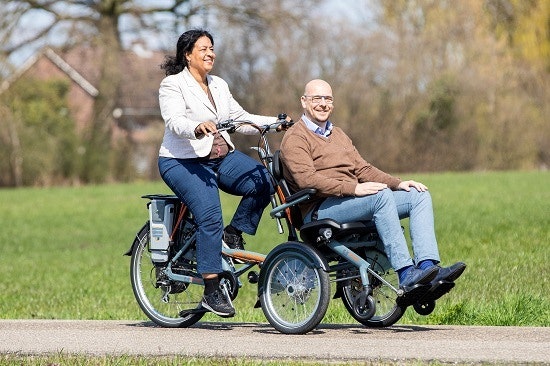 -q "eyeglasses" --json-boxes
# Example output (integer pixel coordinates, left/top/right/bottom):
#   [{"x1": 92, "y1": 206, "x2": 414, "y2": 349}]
[{"x1": 303, "y1": 95, "x2": 334, "y2": 105}]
